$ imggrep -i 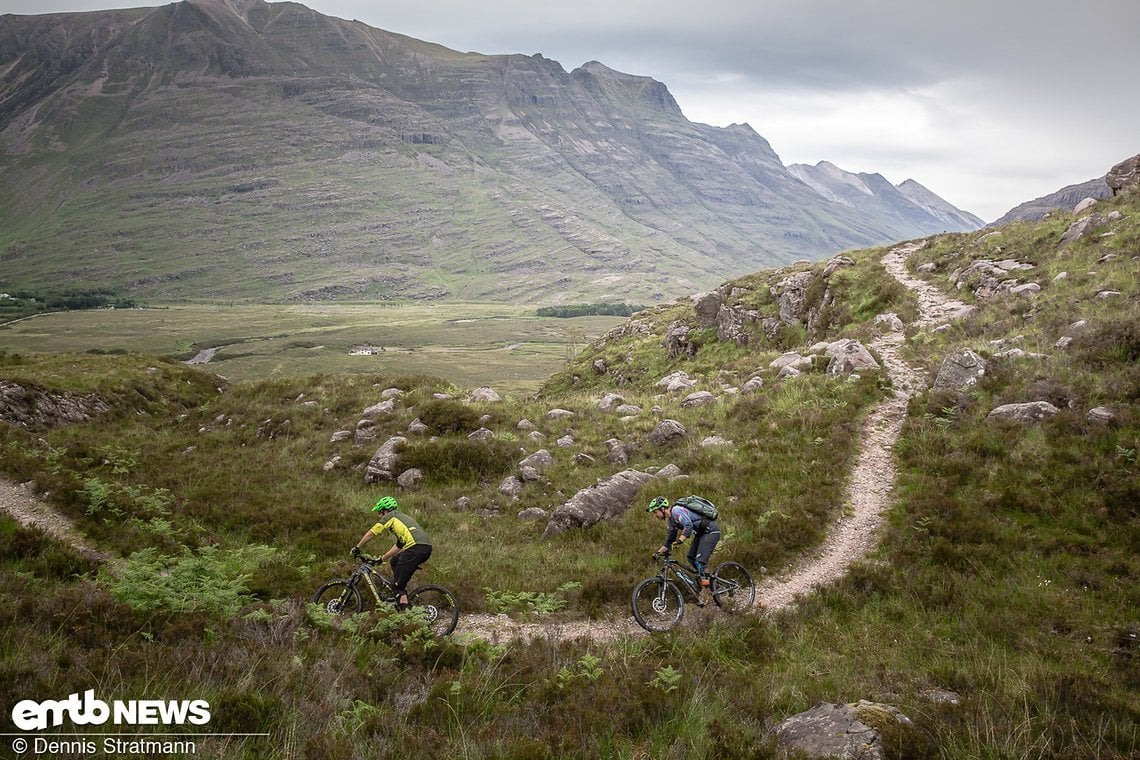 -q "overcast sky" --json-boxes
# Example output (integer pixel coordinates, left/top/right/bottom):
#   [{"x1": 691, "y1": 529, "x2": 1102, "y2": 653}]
[{"x1": 5, "y1": 0, "x2": 1139, "y2": 221}]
